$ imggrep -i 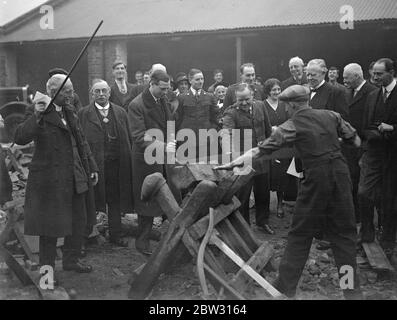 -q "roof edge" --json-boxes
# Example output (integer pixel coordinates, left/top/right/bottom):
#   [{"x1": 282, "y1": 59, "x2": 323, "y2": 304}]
[{"x1": 1, "y1": 0, "x2": 67, "y2": 34}]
